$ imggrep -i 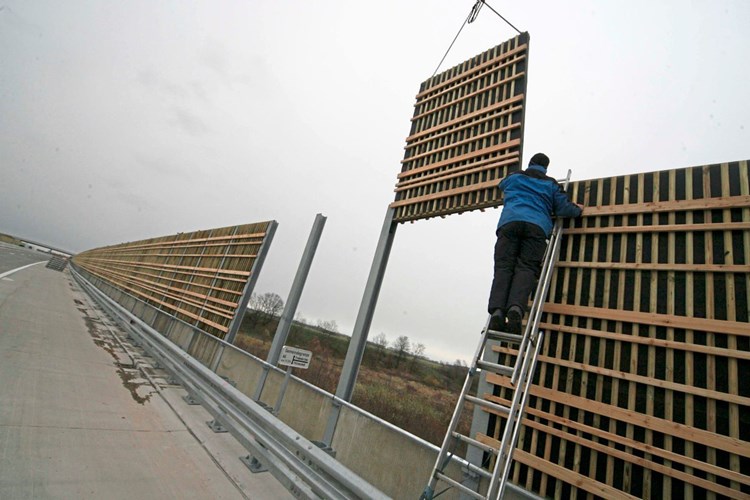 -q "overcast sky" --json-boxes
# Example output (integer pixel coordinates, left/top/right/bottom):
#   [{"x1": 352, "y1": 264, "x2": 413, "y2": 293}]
[{"x1": 1, "y1": 1, "x2": 748, "y2": 363}]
